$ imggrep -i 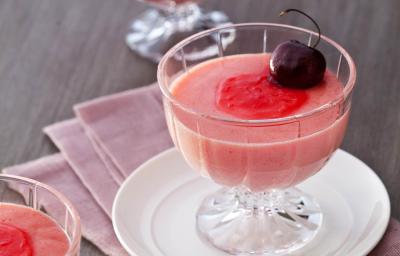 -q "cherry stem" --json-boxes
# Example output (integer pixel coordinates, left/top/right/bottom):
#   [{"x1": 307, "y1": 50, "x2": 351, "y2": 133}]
[{"x1": 279, "y1": 9, "x2": 321, "y2": 48}]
